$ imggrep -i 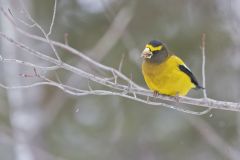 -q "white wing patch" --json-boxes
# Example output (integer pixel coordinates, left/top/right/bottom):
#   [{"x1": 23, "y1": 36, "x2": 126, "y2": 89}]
[{"x1": 183, "y1": 64, "x2": 191, "y2": 71}]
